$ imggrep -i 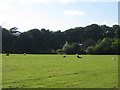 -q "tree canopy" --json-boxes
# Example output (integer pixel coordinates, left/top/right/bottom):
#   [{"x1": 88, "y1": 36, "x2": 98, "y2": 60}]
[{"x1": 1, "y1": 24, "x2": 120, "y2": 54}]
